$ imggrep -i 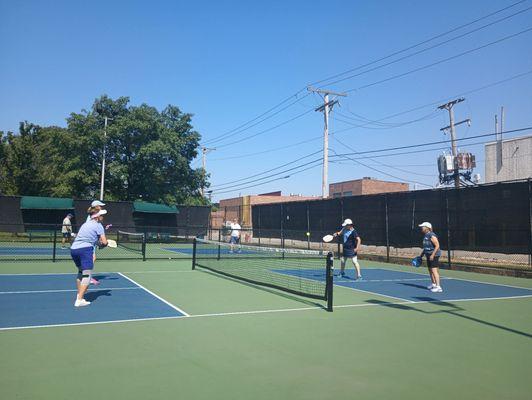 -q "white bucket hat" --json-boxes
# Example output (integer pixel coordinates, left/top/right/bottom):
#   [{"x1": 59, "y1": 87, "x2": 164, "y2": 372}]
[
  {"x1": 342, "y1": 218, "x2": 353, "y2": 226},
  {"x1": 418, "y1": 222, "x2": 432, "y2": 230}
]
